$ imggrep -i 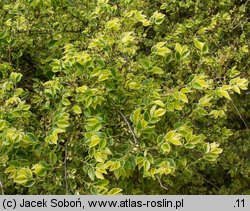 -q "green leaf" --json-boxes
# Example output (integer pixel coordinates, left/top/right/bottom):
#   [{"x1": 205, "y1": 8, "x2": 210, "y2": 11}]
[
  {"x1": 232, "y1": 85, "x2": 241, "y2": 94},
  {"x1": 203, "y1": 143, "x2": 210, "y2": 153},
  {"x1": 89, "y1": 135, "x2": 100, "y2": 148},
  {"x1": 22, "y1": 133, "x2": 37, "y2": 144},
  {"x1": 49, "y1": 151, "x2": 57, "y2": 165},
  {"x1": 165, "y1": 130, "x2": 182, "y2": 145},
  {"x1": 196, "y1": 107, "x2": 208, "y2": 116},
  {"x1": 150, "y1": 66, "x2": 164, "y2": 74},
  {"x1": 56, "y1": 120, "x2": 69, "y2": 129},
  {"x1": 175, "y1": 52, "x2": 181, "y2": 60},
  {"x1": 192, "y1": 78, "x2": 209, "y2": 90},
  {"x1": 169, "y1": 138, "x2": 182, "y2": 146},
  {"x1": 95, "y1": 170, "x2": 105, "y2": 179},
  {"x1": 98, "y1": 139, "x2": 106, "y2": 149},
  {"x1": 217, "y1": 89, "x2": 231, "y2": 100},
  {"x1": 155, "y1": 47, "x2": 171, "y2": 57},
  {"x1": 192, "y1": 82, "x2": 203, "y2": 90},
  {"x1": 165, "y1": 130, "x2": 176, "y2": 141},
  {"x1": 24, "y1": 179, "x2": 36, "y2": 188},
  {"x1": 178, "y1": 92, "x2": 188, "y2": 103},
  {"x1": 98, "y1": 73, "x2": 109, "y2": 81},
  {"x1": 228, "y1": 66, "x2": 240, "y2": 78},
  {"x1": 151, "y1": 42, "x2": 171, "y2": 57},
  {"x1": 90, "y1": 187, "x2": 98, "y2": 194},
  {"x1": 121, "y1": 31, "x2": 135, "y2": 45},
  {"x1": 72, "y1": 105, "x2": 82, "y2": 114},
  {"x1": 150, "y1": 11, "x2": 165, "y2": 25},
  {"x1": 136, "y1": 157, "x2": 145, "y2": 170},
  {"x1": 152, "y1": 100, "x2": 165, "y2": 107},
  {"x1": 76, "y1": 85, "x2": 88, "y2": 93},
  {"x1": 62, "y1": 98, "x2": 71, "y2": 106},
  {"x1": 154, "y1": 108, "x2": 166, "y2": 117},
  {"x1": 180, "y1": 87, "x2": 192, "y2": 93},
  {"x1": 5, "y1": 164, "x2": 17, "y2": 172},
  {"x1": 131, "y1": 108, "x2": 141, "y2": 123},
  {"x1": 139, "y1": 59, "x2": 151, "y2": 69},
  {"x1": 108, "y1": 188, "x2": 122, "y2": 195},
  {"x1": 193, "y1": 39, "x2": 205, "y2": 51},
  {"x1": 185, "y1": 143, "x2": 195, "y2": 149},
  {"x1": 204, "y1": 155, "x2": 217, "y2": 162},
  {"x1": 209, "y1": 110, "x2": 217, "y2": 117},
  {"x1": 240, "y1": 45, "x2": 249, "y2": 53},
  {"x1": 230, "y1": 78, "x2": 248, "y2": 90},
  {"x1": 161, "y1": 143, "x2": 171, "y2": 153},
  {"x1": 14, "y1": 168, "x2": 33, "y2": 185},
  {"x1": 94, "y1": 152, "x2": 105, "y2": 163},
  {"x1": 150, "y1": 105, "x2": 157, "y2": 116},
  {"x1": 143, "y1": 160, "x2": 151, "y2": 171},
  {"x1": 221, "y1": 127, "x2": 233, "y2": 138},
  {"x1": 105, "y1": 18, "x2": 121, "y2": 31},
  {"x1": 87, "y1": 117, "x2": 100, "y2": 127},
  {"x1": 221, "y1": 90, "x2": 231, "y2": 99},
  {"x1": 32, "y1": 163, "x2": 47, "y2": 177},
  {"x1": 88, "y1": 168, "x2": 95, "y2": 181},
  {"x1": 211, "y1": 148, "x2": 223, "y2": 155},
  {"x1": 10, "y1": 72, "x2": 22, "y2": 83},
  {"x1": 109, "y1": 161, "x2": 121, "y2": 171},
  {"x1": 0, "y1": 31, "x2": 7, "y2": 39},
  {"x1": 128, "y1": 82, "x2": 140, "y2": 89},
  {"x1": 199, "y1": 95, "x2": 212, "y2": 107},
  {"x1": 175, "y1": 43, "x2": 182, "y2": 54},
  {"x1": 0, "y1": 120, "x2": 7, "y2": 131}
]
